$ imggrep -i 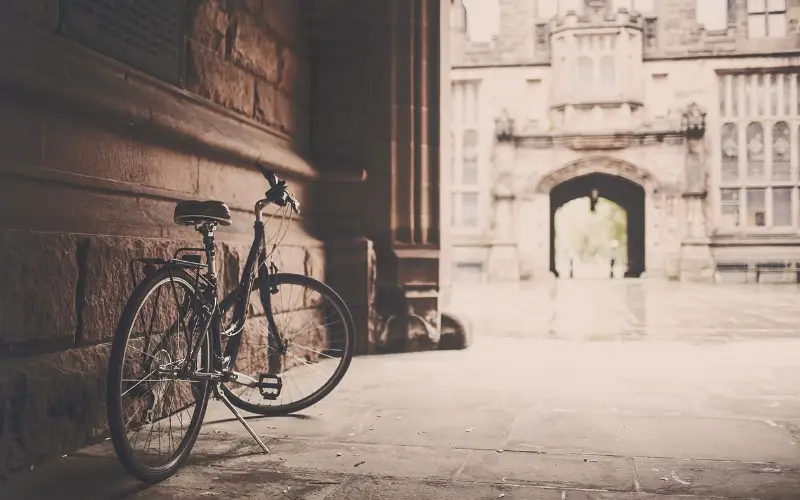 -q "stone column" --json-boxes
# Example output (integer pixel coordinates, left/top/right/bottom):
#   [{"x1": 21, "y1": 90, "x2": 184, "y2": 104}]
[
  {"x1": 373, "y1": 0, "x2": 451, "y2": 353},
  {"x1": 518, "y1": 193, "x2": 551, "y2": 281},
  {"x1": 310, "y1": 0, "x2": 449, "y2": 353},
  {"x1": 678, "y1": 103, "x2": 716, "y2": 282},
  {"x1": 487, "y1": 112, "x2": 520, "y2": 281}
]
